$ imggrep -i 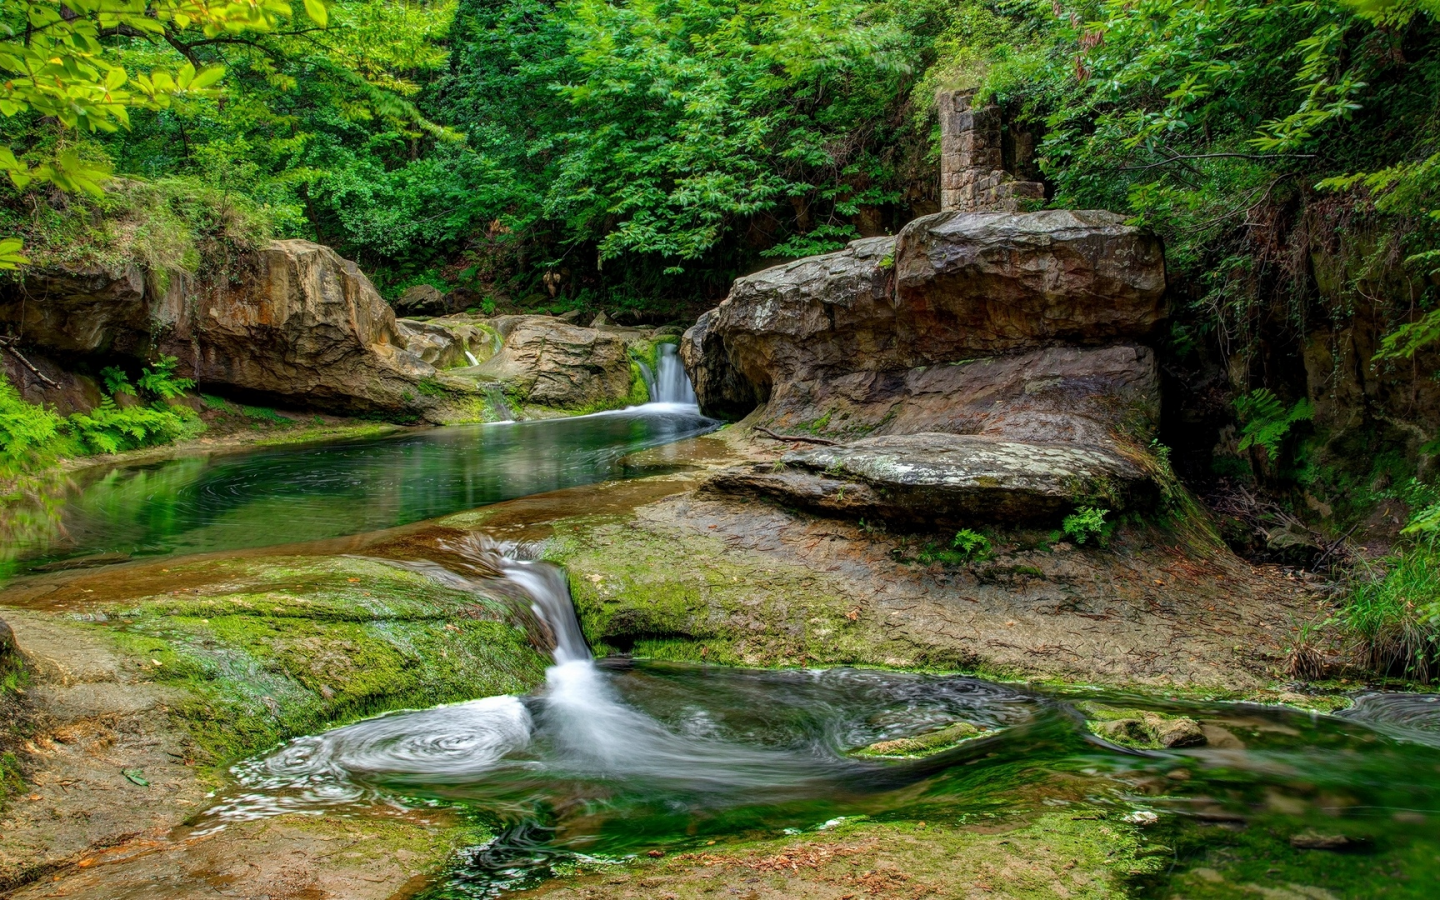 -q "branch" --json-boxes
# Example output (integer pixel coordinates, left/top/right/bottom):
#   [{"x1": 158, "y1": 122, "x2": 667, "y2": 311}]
[
  {"x1": 0, "y1": 338, "x2": 59, "y2": 387},
  {"x1": 1123, "y1": 152, "x2": 1316, "y2": 172},
  {"x1": 754, "y1": 425, "x2": 841, "y2": 446}
]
